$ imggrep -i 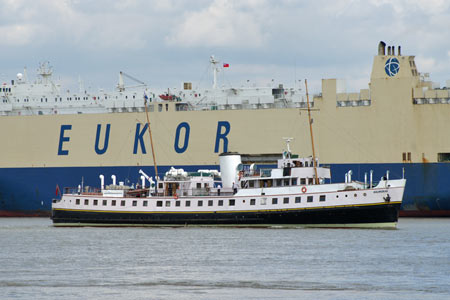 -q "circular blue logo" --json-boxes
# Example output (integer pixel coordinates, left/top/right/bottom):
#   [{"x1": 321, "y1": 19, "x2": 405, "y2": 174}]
[{"x1": 385, "y1": 58, "x2": 400, "y2": 77}]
